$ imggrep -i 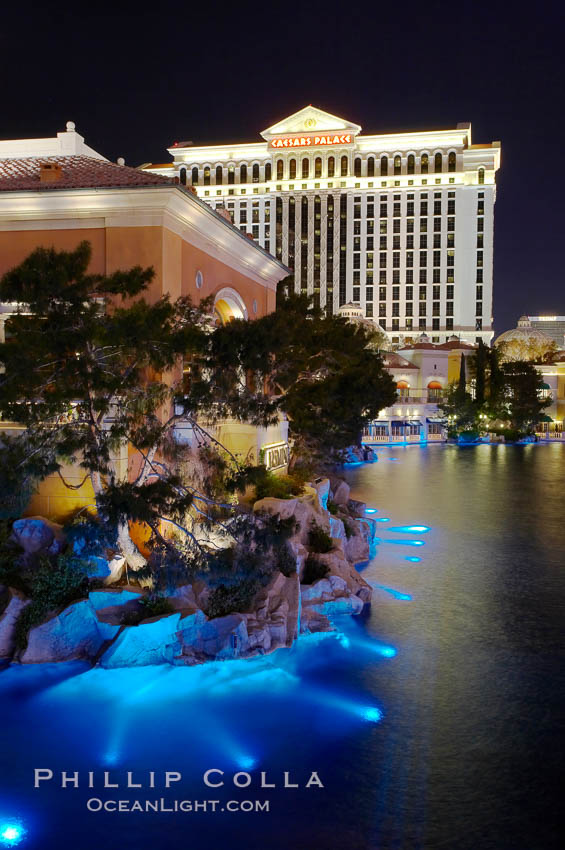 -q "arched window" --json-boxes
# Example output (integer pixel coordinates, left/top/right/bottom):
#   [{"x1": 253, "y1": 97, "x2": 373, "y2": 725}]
[
  {"x1": 341, "y1": 155, "x2": 348, "y2": 176},
  {"x1": 240, "y1": 164, "x2": 247, "y2": 183},
  {"x1": 216, "y1": 165, "x2": 223, "y2": 185},
  {"x1": 328, "y1": 156, "x2": 335, "y2": 177},
  {"x1": 407, "y1": 154, "x2": 415, "y2": 175},
  {"x1": 478, "y1": 167, "x2": 485, "y2": 184},
  {"x1": 427, "y1": 380, "x2": 442, "y2": 401},
  {"x1": 203, "y1": 166, "x2": 211, "y2": 186},
  {"x1": 448, "y1": 152, "x2": 456, "y2": 172},
  {"x1": 367, "y1": 157, "x2": 375, "y2": 177},
  {"x1": 289, "y1": 158, "x2": 297, "y2": 180},
  {"x1": 434, "y1": 153, "x2": 443, "y2": 173},
  {"x1": 394, "y1": 155, "x2": 401, "y2": 175},
  {"x1": 381, "y1": 155, "x2": 388, "y2": 176},
  {"x1": 228, "y1": 165, "x2": 235, "y2": 185},
  {"x1": 265, "y1": 162, "x2": 272, "y2": 181},
  {"x1": 302, "y1": 158, "x2": 309, "y2": 178},
  {"x1": 252, "y1": 163, "x2": 259, "y2": 182},
  {"x1": 397, "y1": 380, "x2": 410, "y2": 399},
  {"x1": 315, "y1": 156, "x2": 322, "y2": 178},
  {"x1": 179, "y1": 167, "x2": 187, "y2": 185},
  {"x1": 191, "y1": 166, "x2": 199, "y2": 185},
  {"x1": 354, "y1": 157, "x2": 362, "y2": 177},
  {"x1": 420, "y1": 153, "x2": 429, "y2": 174},
  {"x1": 276, "y1": 159, "x2": 283, "y2": 180}
]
